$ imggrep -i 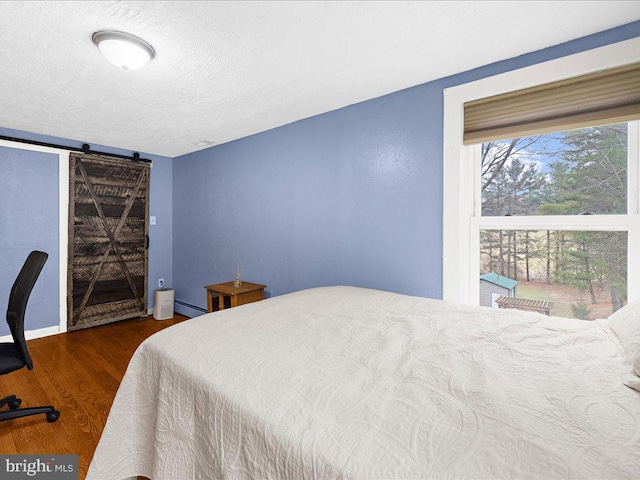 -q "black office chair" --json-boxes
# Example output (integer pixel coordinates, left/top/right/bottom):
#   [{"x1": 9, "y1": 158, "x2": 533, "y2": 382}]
[{"x1": 0, "y1": 251, "x2": 59, "y2": 423}]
